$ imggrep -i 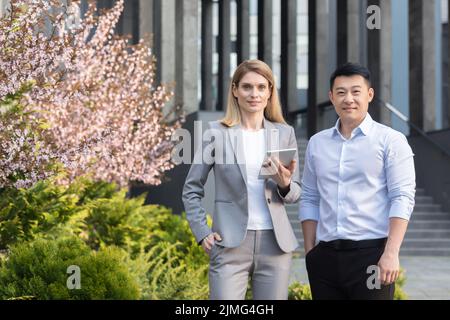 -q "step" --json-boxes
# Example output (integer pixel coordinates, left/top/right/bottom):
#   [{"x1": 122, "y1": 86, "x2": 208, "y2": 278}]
[
  {"x1": 414, "y1": 204, "x2": 442, "y2": 212},
  {"x1": 407, "y1": 220, "x2": 450, "y2": 229},
  {"x1": 404, "y1": 229, "x2": 450, "y2": 239},
  {"x1": 294, "y1": 230, "x2": 304, "y2": 239},
  {"x1": 414, "y1": 196, "x2": 434, "y2": 204},
  {"x1": 411, "y1": 212, "x2": 450, "y2": 220},
  {"x1": 401, "y1": 238, "x2": 450, "y2": 249},
  {"x1": 287, "y1": 209, "x2": 299, "y2": 215},
  {"x1": 399, "y1": 248, "x2": 450, "y2": 257},
  {"x1": 415, "y1": 188, "x2": 426, "y2": 196}
]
